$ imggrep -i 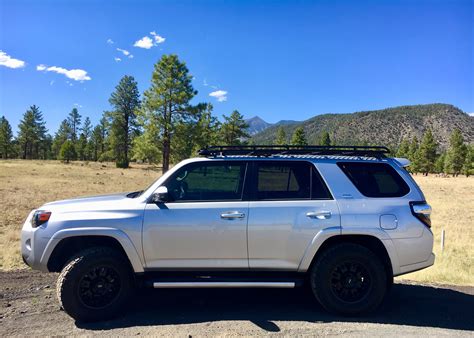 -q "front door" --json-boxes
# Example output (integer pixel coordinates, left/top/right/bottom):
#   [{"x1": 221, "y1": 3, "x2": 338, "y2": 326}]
[
  {"x1": 247, "y1": 161, "x2": 340, "y2": 270},
  {"x1": 143, "y1": 161, "x2": 249, "y2": 269}
]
